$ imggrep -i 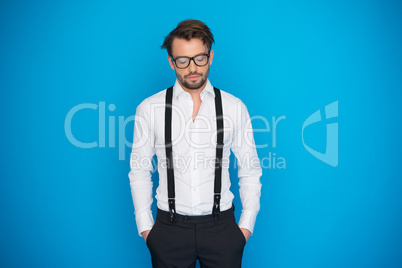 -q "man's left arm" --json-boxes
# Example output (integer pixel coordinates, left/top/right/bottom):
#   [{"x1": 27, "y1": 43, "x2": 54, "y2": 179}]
[{"x1": 231, "y1": 100, "x2": 263, "y2": 241}]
